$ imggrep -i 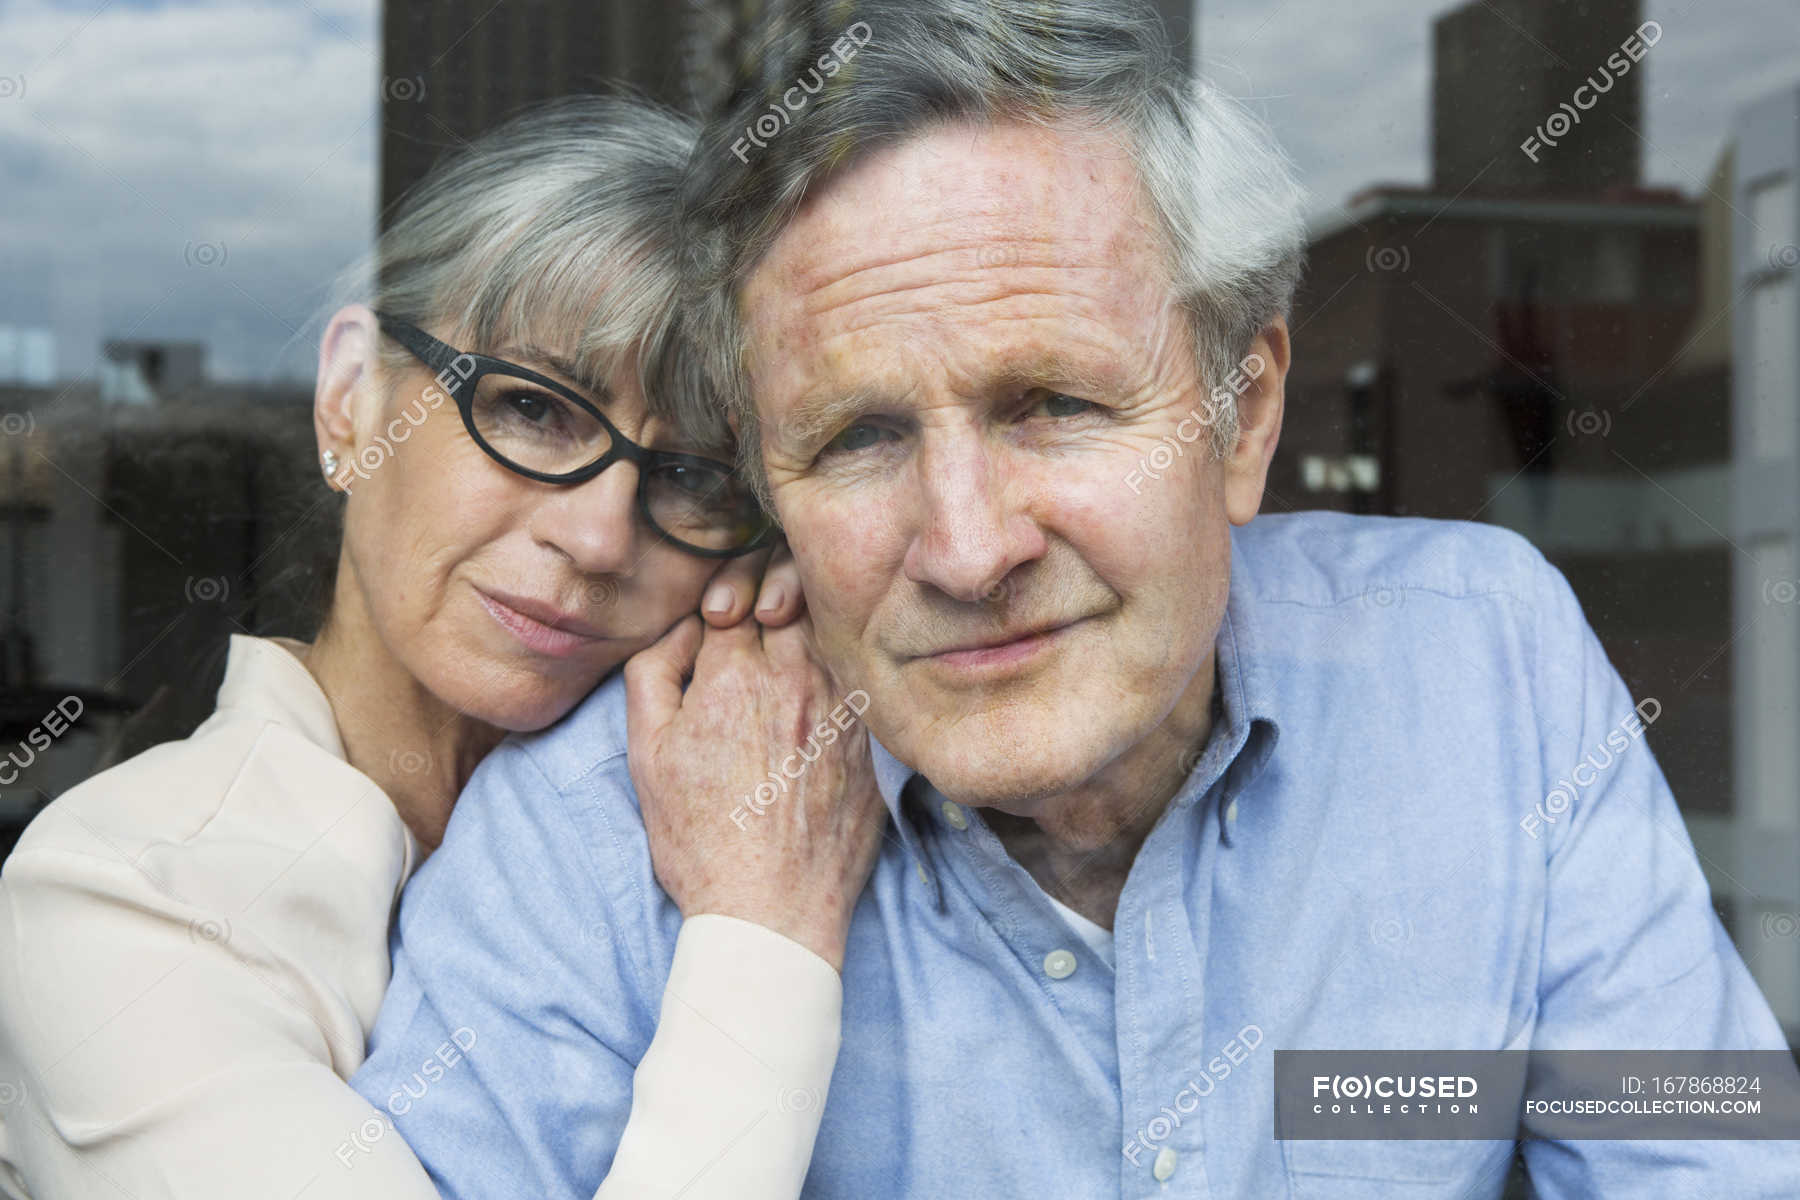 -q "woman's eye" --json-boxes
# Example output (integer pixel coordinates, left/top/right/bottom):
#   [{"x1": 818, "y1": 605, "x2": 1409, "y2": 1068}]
[
  {"x1": 659, "y1": 464, "x2": 725, "y2": 498},
  {"x1": 824, "y1": 422, "x2": 894, "y2": 455},
  {"x1": 502, "y1": 389, "x2": 558, "y2": 425}
]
